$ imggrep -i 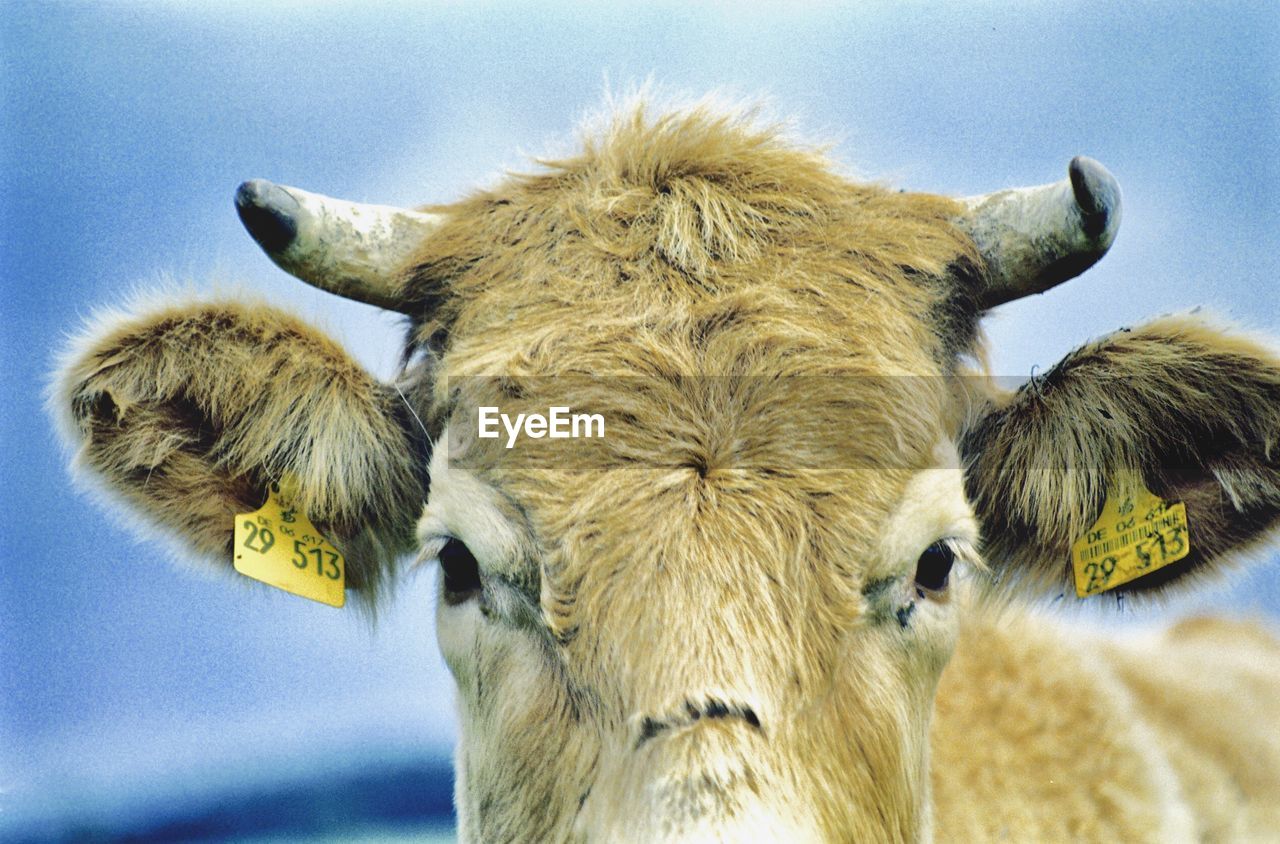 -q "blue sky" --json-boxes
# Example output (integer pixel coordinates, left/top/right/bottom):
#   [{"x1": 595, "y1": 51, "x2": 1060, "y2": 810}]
[{"x1": 3, "y1": 0, "x2": 1278, "y2": 826}]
